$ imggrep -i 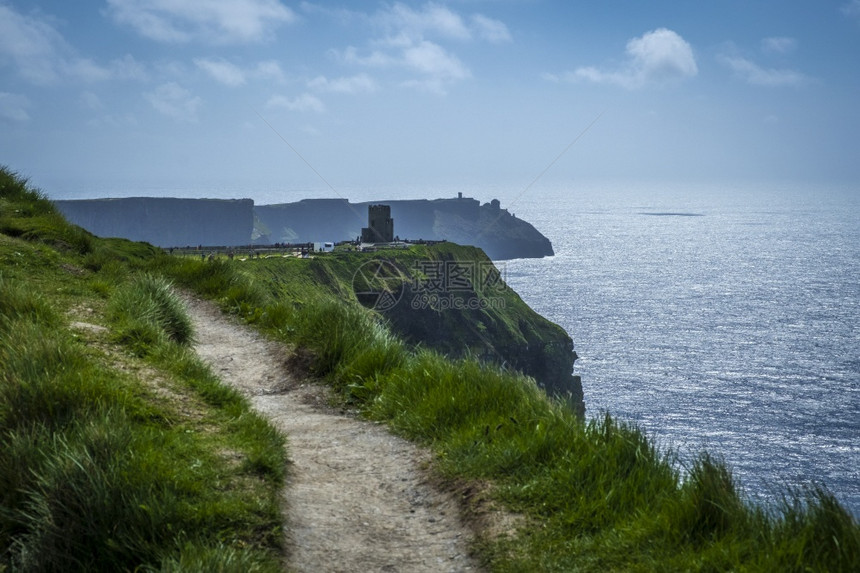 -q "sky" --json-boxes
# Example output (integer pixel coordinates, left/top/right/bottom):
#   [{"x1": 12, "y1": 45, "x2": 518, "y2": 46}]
[{"x1": 1, "y1": 0, "x2": 859, "y2": 200}]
